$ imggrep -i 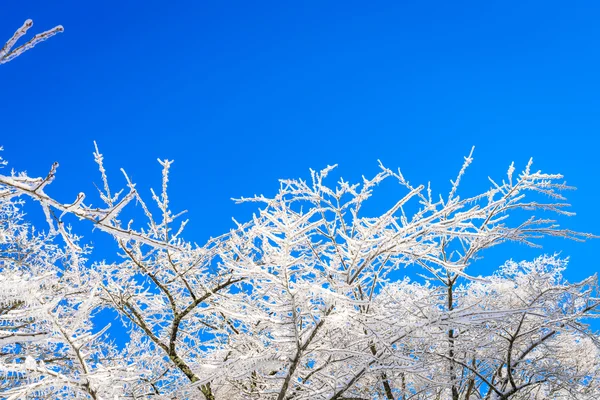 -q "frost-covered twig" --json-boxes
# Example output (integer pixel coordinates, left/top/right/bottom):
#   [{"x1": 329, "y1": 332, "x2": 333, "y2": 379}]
[{"x1": 1, "y1": 19, "x2": 63, "y2": 65}]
